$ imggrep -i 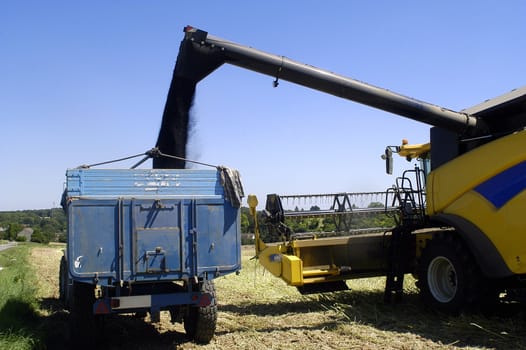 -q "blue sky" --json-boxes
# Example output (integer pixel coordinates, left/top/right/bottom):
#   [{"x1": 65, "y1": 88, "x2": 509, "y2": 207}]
[{"x1": 1, "y1": 1, "x2": 525, "y2": 211}]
